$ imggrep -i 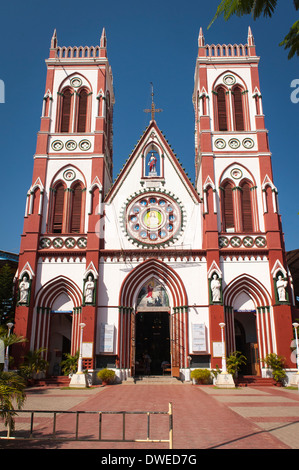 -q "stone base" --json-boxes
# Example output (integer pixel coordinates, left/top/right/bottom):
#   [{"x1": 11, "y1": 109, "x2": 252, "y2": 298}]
[
  {"x1": 69, "y1": 373, "x2": 88, "y2": 388},
  {"x1": 215, "y1": 372, "x2": 235, "y2": 388},
  {"x1": 290, "y1": 373, "x2": 299, "y2": 387}
]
